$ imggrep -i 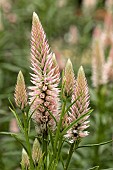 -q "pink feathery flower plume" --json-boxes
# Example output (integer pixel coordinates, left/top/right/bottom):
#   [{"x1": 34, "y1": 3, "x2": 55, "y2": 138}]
[
  {"x1": 29, "y1": 12, "x2": 60, "y2": 134},
  {"x1": 91, "y1": 38, "x2": 107, "y2": 87},
  {"x1": 65, "y1": 66, "x2": 90, "y2": 143}
]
